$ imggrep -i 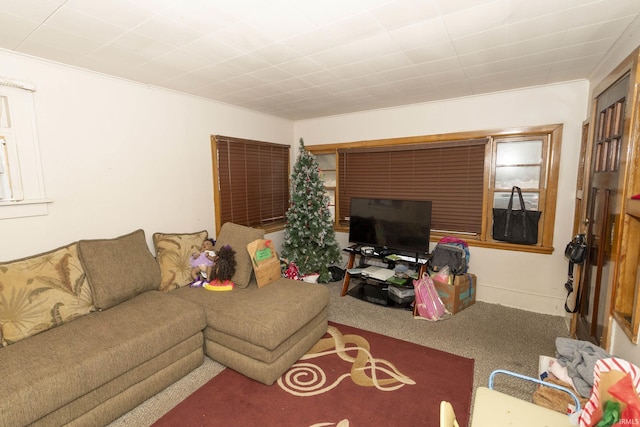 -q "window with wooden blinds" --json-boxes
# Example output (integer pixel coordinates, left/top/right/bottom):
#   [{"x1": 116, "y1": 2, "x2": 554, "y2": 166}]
[
  {"x1": 338, "y1": 139, "x2": 488, "y2": 235},
  {"x1": 213, "y1": 135, "x2": 289, "y2": 229}
]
